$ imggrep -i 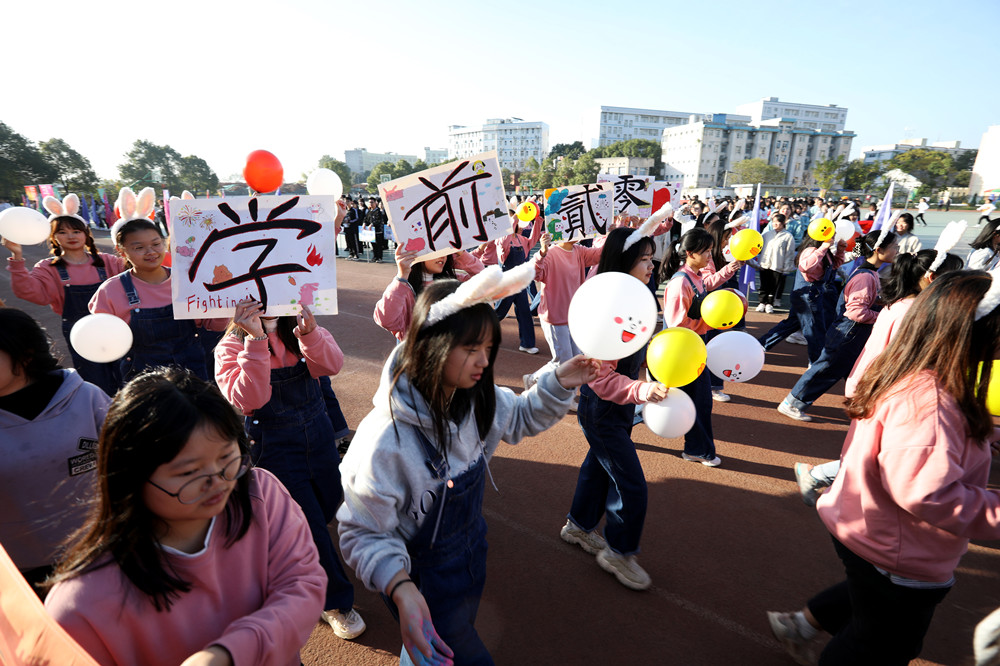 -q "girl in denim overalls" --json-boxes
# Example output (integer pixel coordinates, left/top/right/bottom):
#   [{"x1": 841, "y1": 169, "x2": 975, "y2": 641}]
[
  {"x1": 214, "y1": 299, "x2": 365, "y2": 641},
  {"x1": 339, "y1": 273, "x2": 598, "y2": 665},
  {"x1": 4, "y1": 194, "x2": 125, "y2": 394}
]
